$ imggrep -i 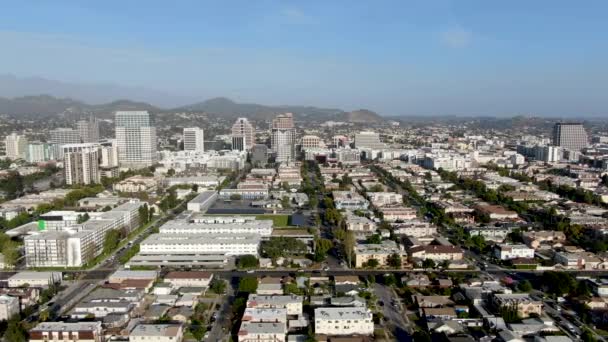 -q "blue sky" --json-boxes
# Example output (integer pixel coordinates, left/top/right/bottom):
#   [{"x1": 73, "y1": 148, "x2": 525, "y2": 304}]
[{"x1": 1, "y1": 0, "x2": 607, "y2": 116}]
